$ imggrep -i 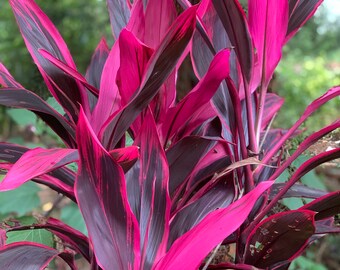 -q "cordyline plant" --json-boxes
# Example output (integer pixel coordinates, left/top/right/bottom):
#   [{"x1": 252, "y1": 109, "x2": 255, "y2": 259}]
[{"x1": 0, "y1": 0, "x2": 339, "y2": 269}]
